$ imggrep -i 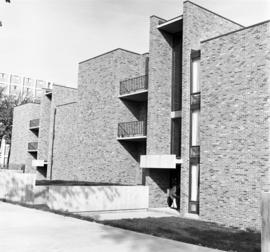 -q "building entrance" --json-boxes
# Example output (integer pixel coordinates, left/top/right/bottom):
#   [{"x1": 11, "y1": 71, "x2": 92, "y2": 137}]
[{"x1": 168, "y1": 165, "x2": 181, "y2": 210}]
